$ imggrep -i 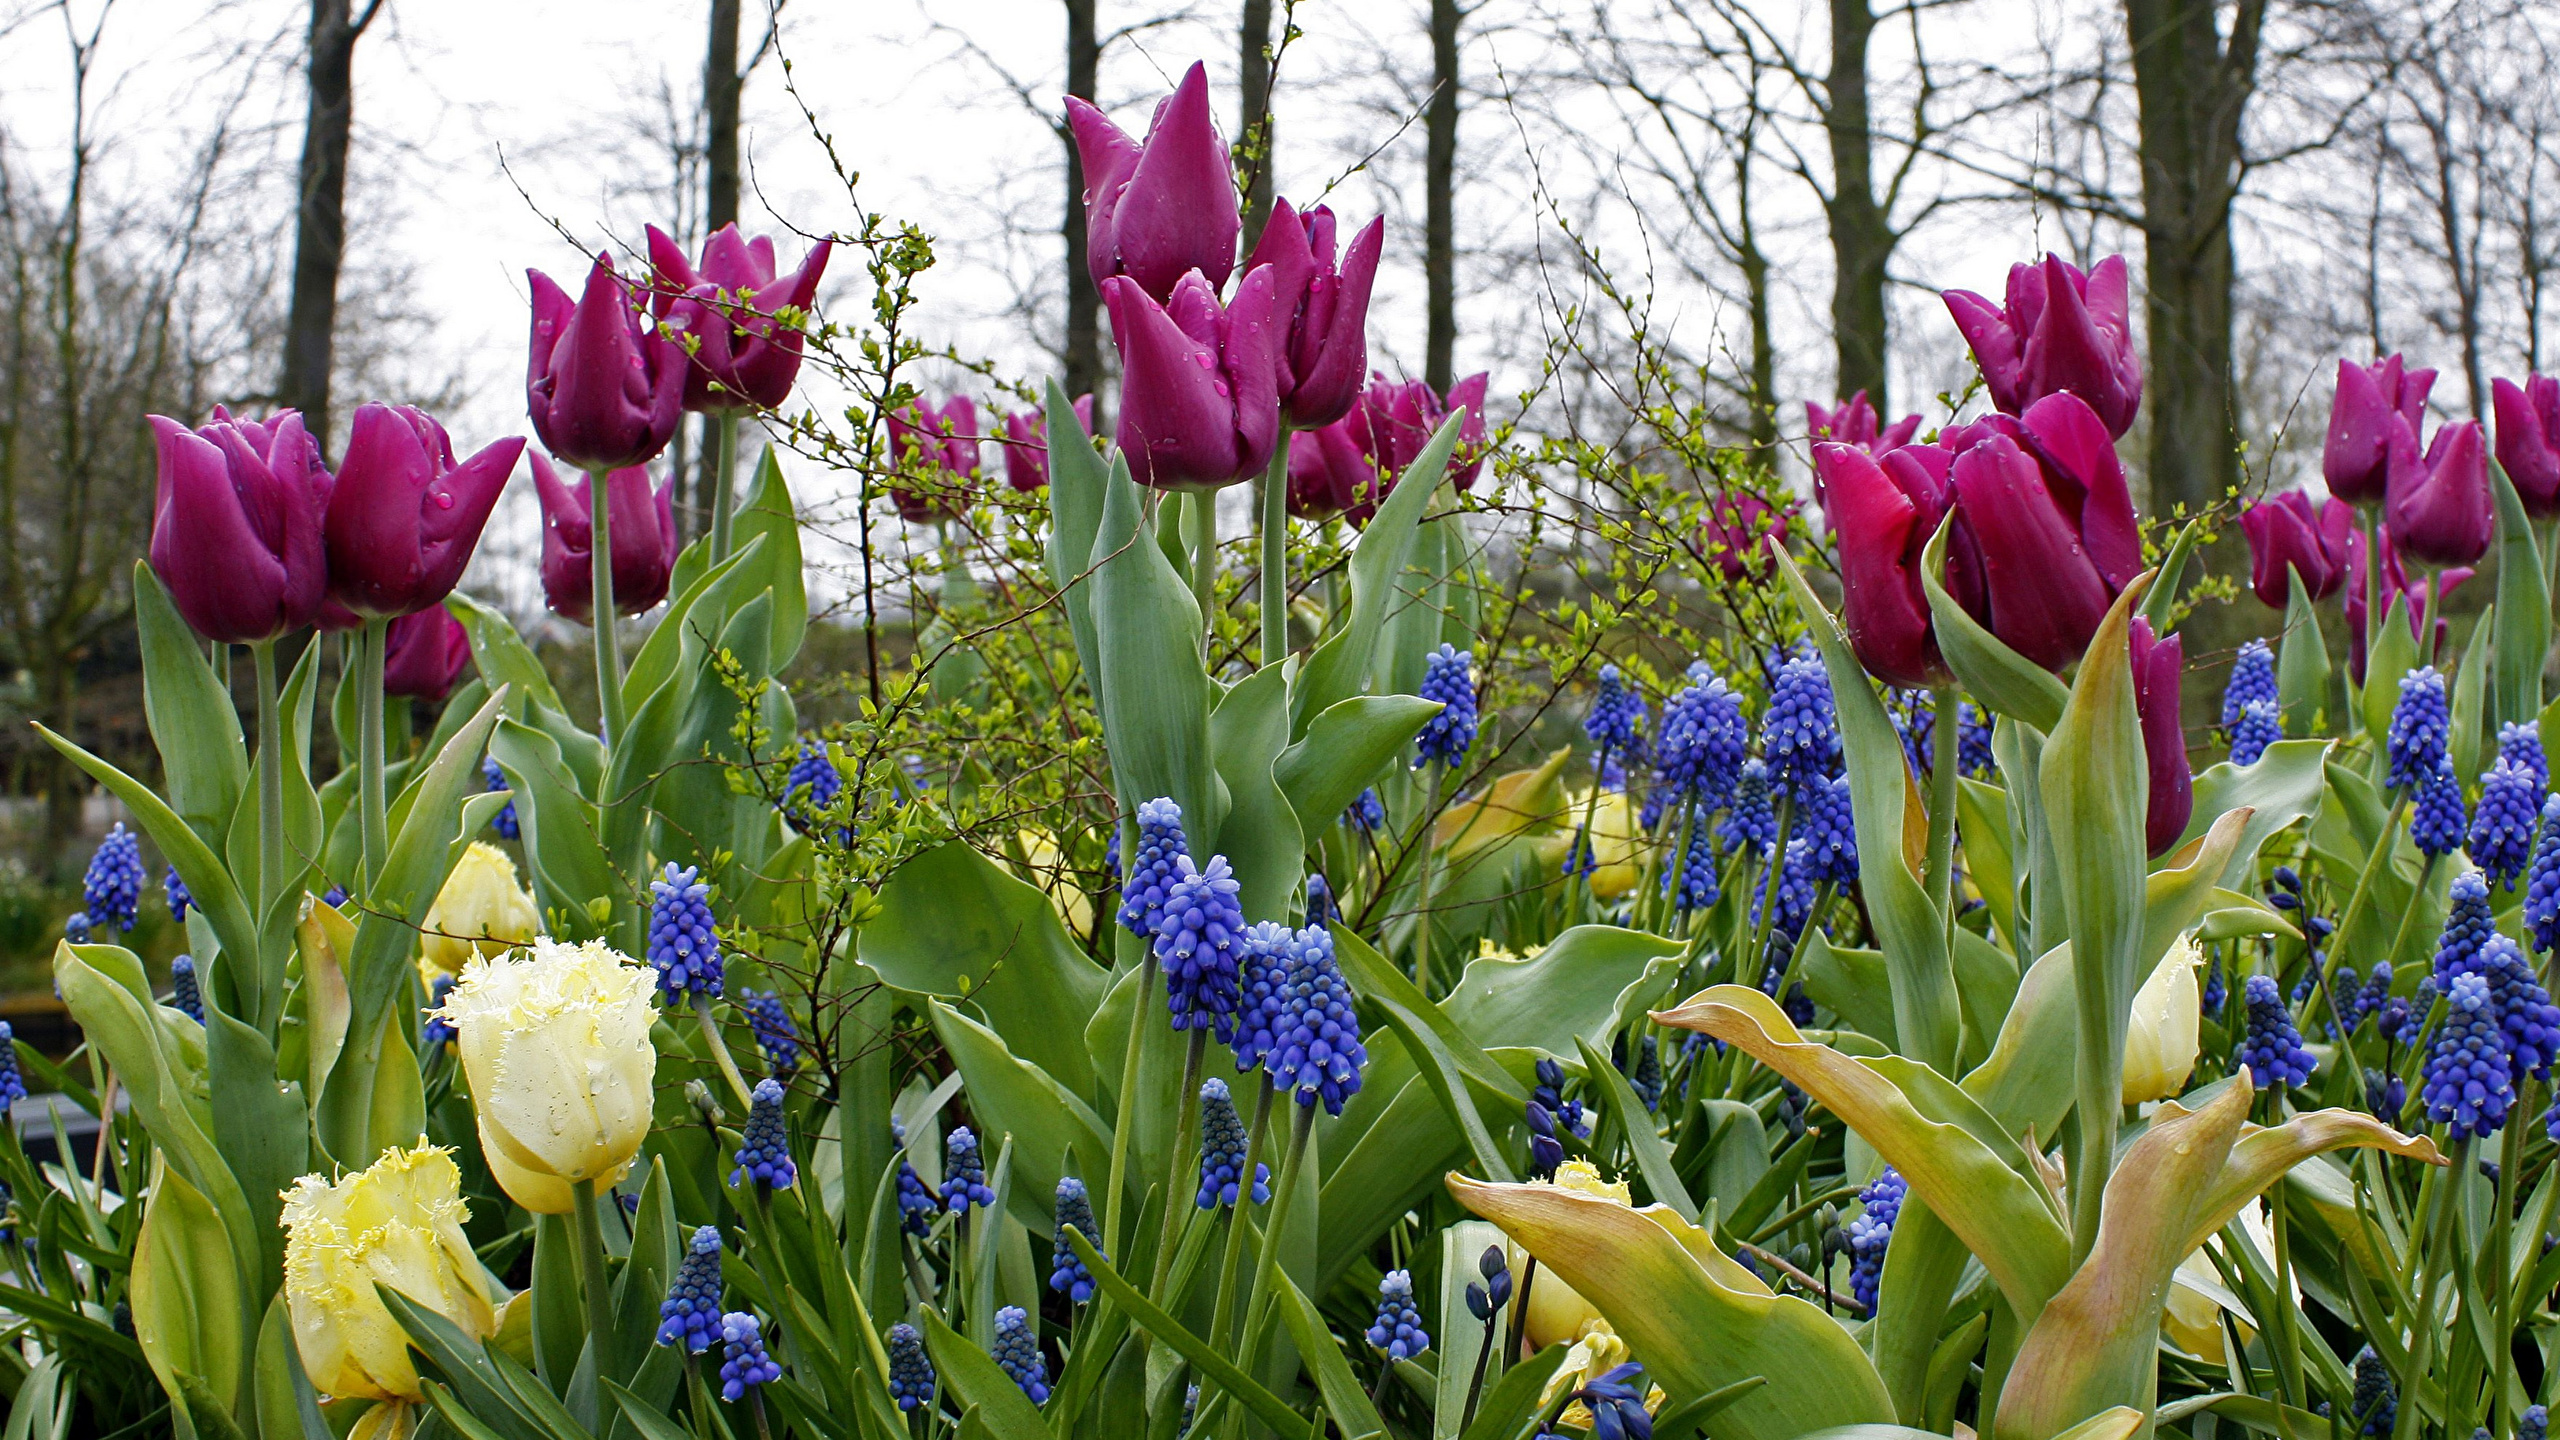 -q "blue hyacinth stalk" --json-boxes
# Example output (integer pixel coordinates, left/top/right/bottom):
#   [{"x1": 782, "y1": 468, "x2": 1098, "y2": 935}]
[
  {"x1": 730, "y1": 1078, "x2": 797, "y2": 1191},
  {"x1": 2337, "y1": 666, "x2": 2459, "y2": 980},
  {"x1": 83, "y1": 824, "x2": 142, "y2": 934},
  {"x1": 2238, "y1": 974, "x2": 2317, "y2": 1094},
  {"x1": 717, "y1": 1312, "x2": 781, "y2": 1404},
  {"x1": 2222, "y1": 638, "x2": 2276, "y2": 731},
  {"x1": 1412, "y1": 644, "x2": 1479, "y2": 998},
  {"x1": 656, "y1": 1226, "x2": 726, "y2": 1352},
  {"x1": 1567, "y1": 665, "x2": 1647, "y2": 912},
  {"x1": 651, "y1": 861, "x2": 752, "y2": 1106},
  {"x1": 1366, "y1": 1270, "x2": 1429, "y2": 1360},
  {"x1": 0, "y1": 1024, "x2": 25, "y2": 1109},
  {"x1": 162, "y1": 866, "x2": 191, "y2": 922},
  {"x1": 993, "y1": 1305, "x2": 1051, "y2": 1403},
  {"x1": 1148, "y1": 848, "x2": 1247, "y2": 1296},
  {"x1": 1049, "y1": 1177, "x2": 1102, "y2": 1303},
  {"x1": 483, "y1": 756, "x2": 519, "y2": 840},
  {"x1": 167, "y1": 955, "x2": 202, "y2": 1025},
  {"x1": 2529, "y1": 795, "x2": 2560, "y2": 955},
  {"x1": 2227, "y1": 699, "x2": 2281, "y2": 768},
  {"x1": 1102, "y1": 796, "x2": 1189, "y2": 1269},
  {"x1": 886, "y1": 1322, "x2": 936, "y2": 1413},
  {"x1": 2475, "y1": 758, "x2": 2547, "y2": 888},
  {"x1": 738, "y1": 989, "x2": 802, "y2": 1078},
  {"x1": 1845, "y1": 1167, "x2": 1905, "y2": 1314},
  {"x1": 1195, "y1": 1078, "x2": 1270, "y2": 1209}
]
